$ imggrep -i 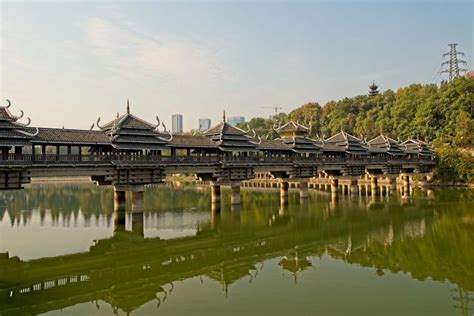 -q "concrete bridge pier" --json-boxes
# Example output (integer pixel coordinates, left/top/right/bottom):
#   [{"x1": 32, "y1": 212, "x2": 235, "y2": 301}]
[
  {"x1": 370, "y1": 177, "x2": 378, "y2": 196},
  {"x1": 210, "y1": 182, "x2": 221, "y2": 212},
  {"x1": 402, "y1": 175, "x2": 411, "y2": 197},
  {"x1": 350, "y1": 180, "x2": 359, "y2": 195},
  {"x1": 131, "y1": 185, "x2": 144, "y2": 213},
  {"x1": 280, "y1": 180, "x2": 289, "y2": 205},
  {"x1": 230, "y1": 182, "x2": 241, "y2": 205},
  {"x1": 299, "y1": 181, "x2": 308, "y2": 200},
  {"x1": 113, "y1": 185, "x2": 128, "y2": 233},
  {"x1": 330, "y1": 178, "x2": 338, "y2": 195},
  {"x1": 131, "y1": 185, "x2": 144, "y2": 237},
  {"x1": 114, "y1": 185, "x2": 127, "y2": 210},
  {"x1": 388, "y1": 178, "x2": 397, "y2": 195}
]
